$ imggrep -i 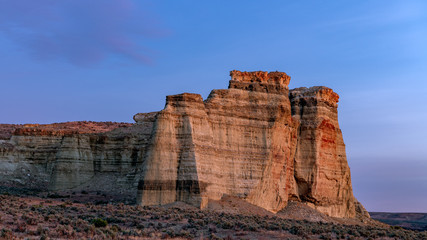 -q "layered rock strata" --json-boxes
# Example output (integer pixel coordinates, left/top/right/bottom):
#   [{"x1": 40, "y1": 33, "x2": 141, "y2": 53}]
[
  {"x1": 0, "y1": 122, "x2": 148, "y2": 198},
  {"x1": 0, "y1": 70, "x2": 360, "y2": 218},
  {"x1": 290, "y1": 87, "x2": 355, "y2": 218}
]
